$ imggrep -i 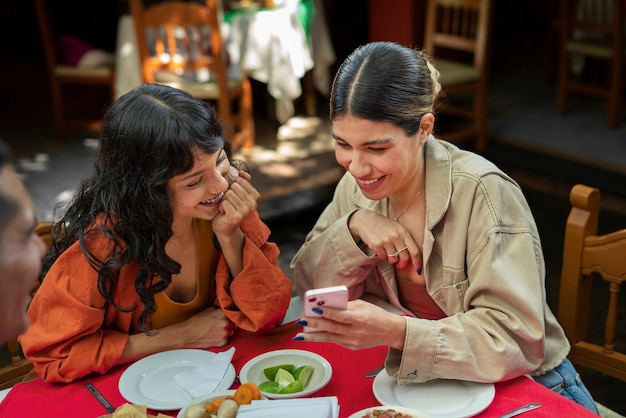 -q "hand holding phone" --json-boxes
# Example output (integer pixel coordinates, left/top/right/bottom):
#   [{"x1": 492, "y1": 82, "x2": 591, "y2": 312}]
[{"x1": 303, "y1": 285, "x2": 348, "y2": 332}]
